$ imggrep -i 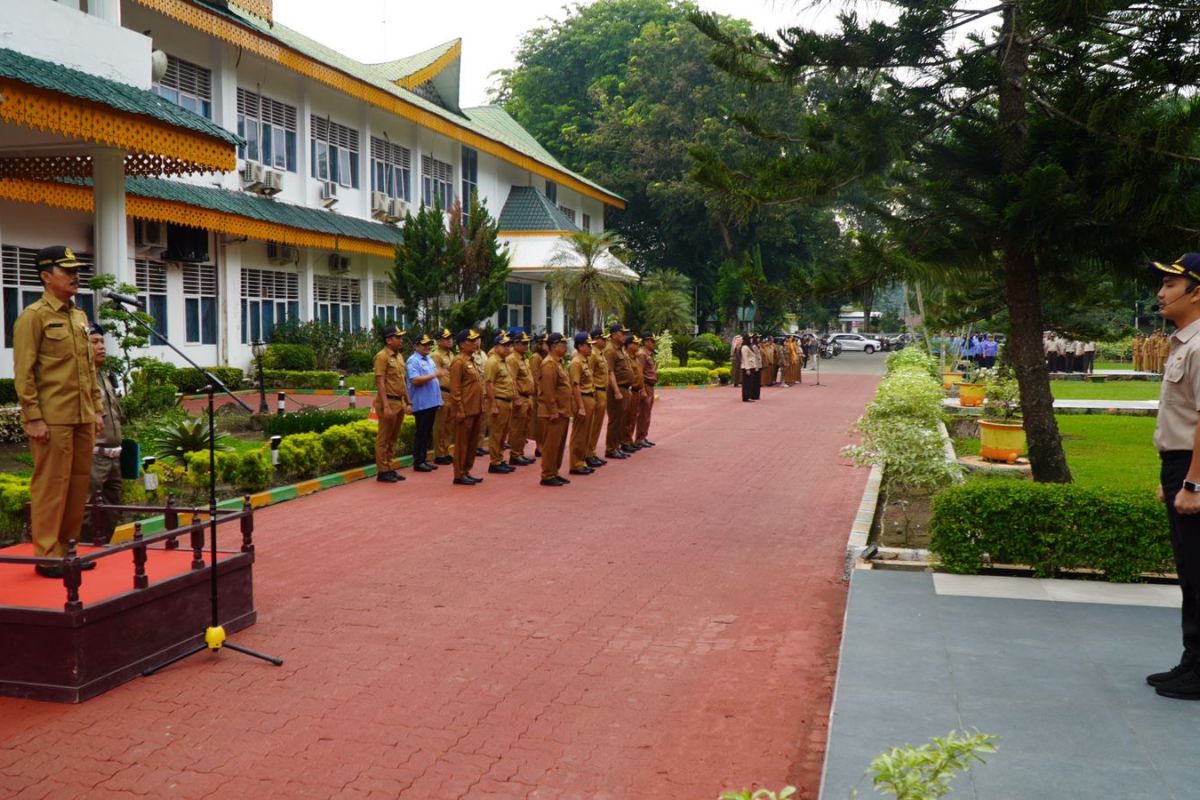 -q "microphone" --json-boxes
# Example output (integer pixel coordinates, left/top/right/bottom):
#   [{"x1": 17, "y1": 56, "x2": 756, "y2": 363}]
[{"x1": 101, "y1": 288, "x2": 144, "y2": 309}]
